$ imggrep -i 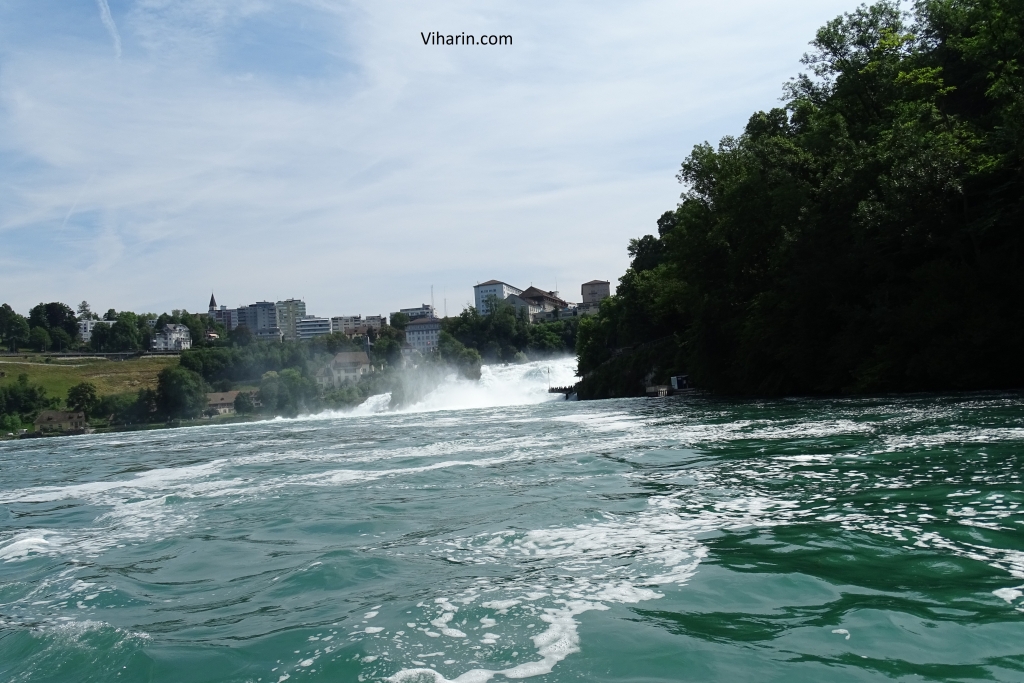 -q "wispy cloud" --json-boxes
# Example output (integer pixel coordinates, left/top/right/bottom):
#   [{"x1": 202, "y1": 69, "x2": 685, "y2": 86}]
[
  {"x1": 0, "y1": 0, "x2": 856, "y2": 316},
  {"x1": 95, "y1": 0, "x2": 122, "y2": 58}
]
